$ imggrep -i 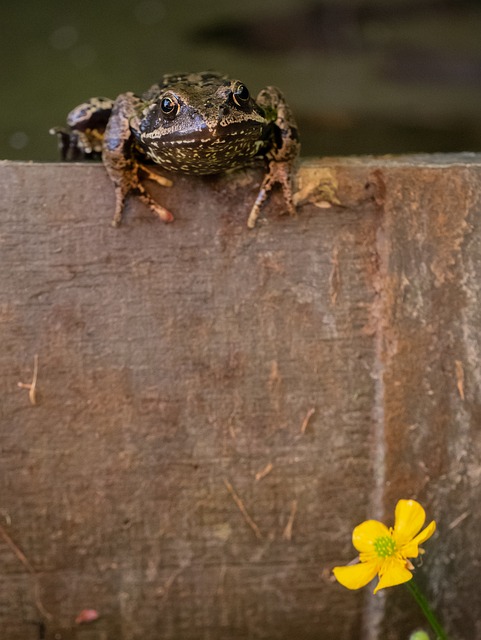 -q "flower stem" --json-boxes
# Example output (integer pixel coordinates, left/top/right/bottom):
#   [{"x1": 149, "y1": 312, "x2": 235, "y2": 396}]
[{"x1": 405, "y1": 579, "x2": 448, "y2": 640}]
